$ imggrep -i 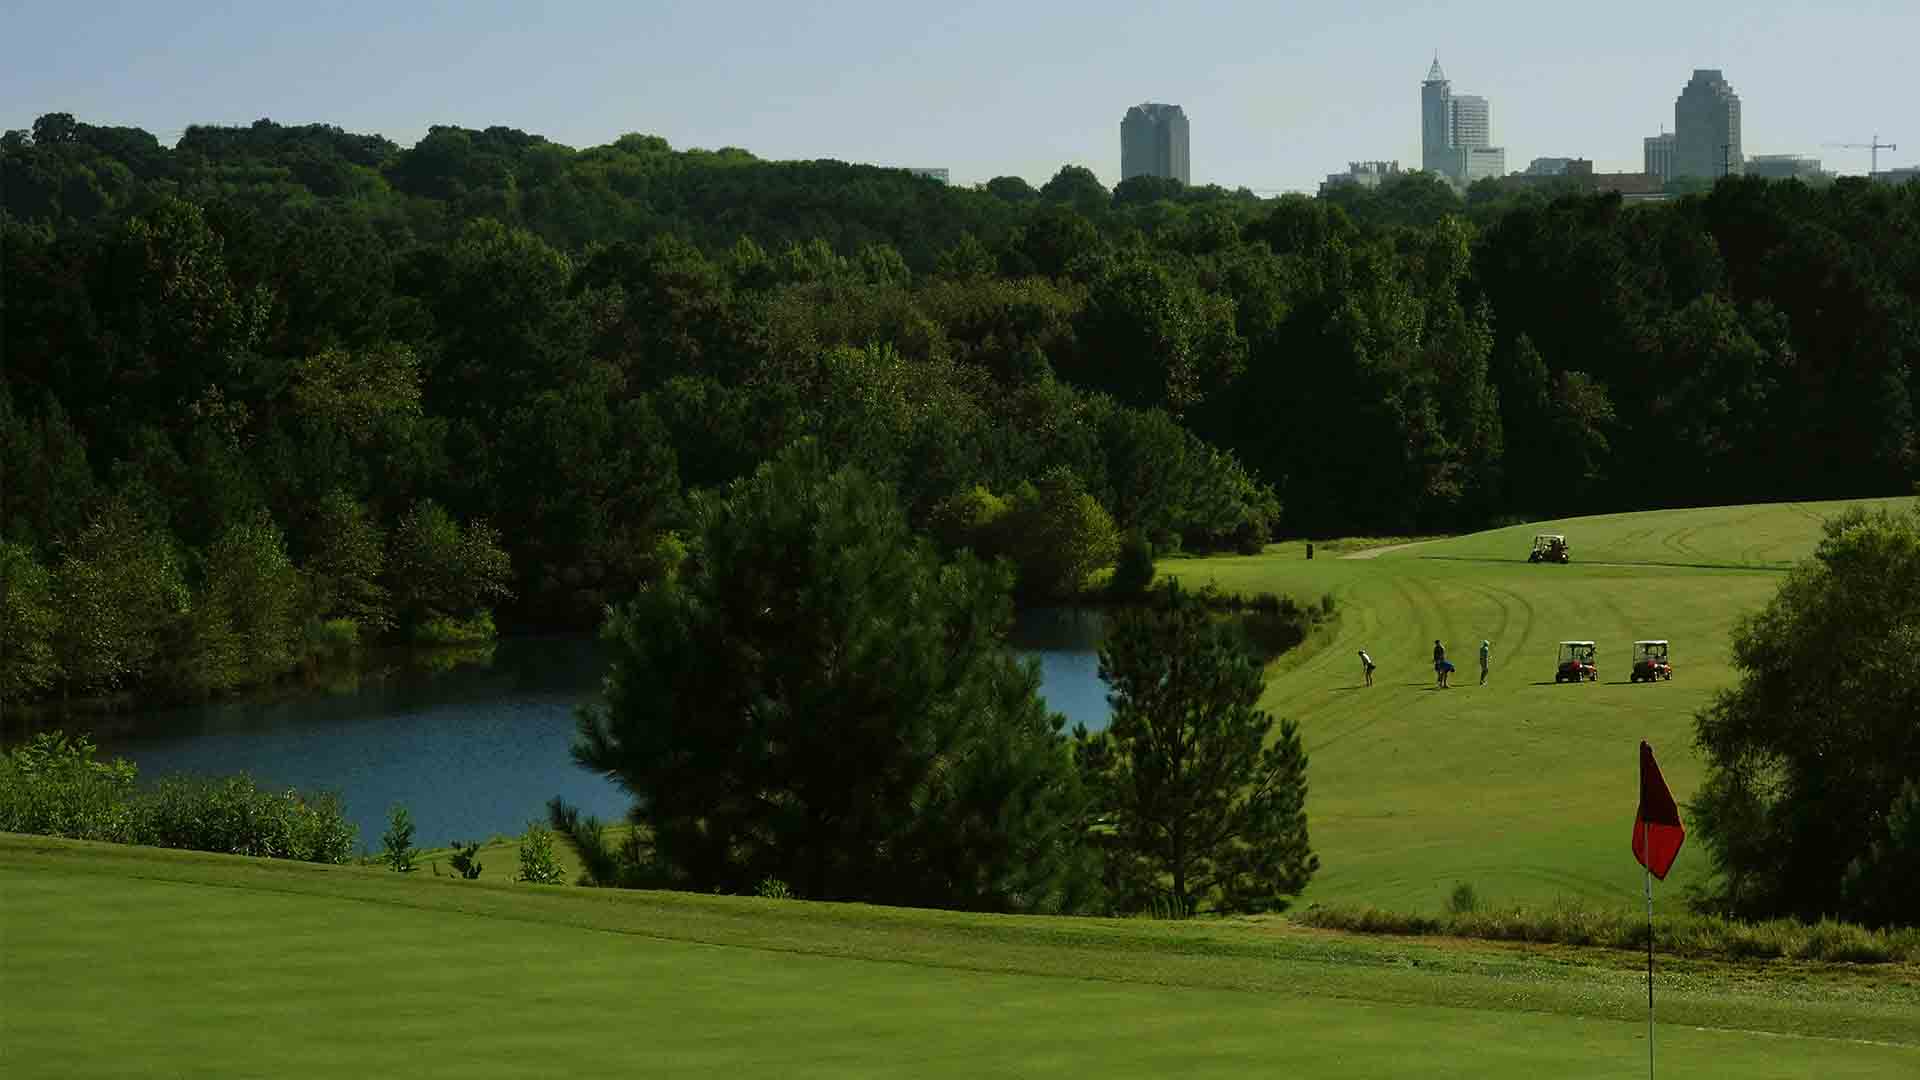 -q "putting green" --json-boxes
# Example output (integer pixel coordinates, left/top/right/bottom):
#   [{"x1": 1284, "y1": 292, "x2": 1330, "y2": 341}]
[
  {"x1": 1168, "y1": 498, "x2": 1913, "y2": 913},
  {"x1": 4, "y1": 837, "x2": 1913, "y2": 1078}
]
